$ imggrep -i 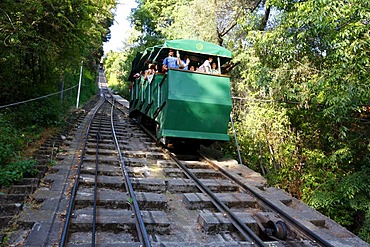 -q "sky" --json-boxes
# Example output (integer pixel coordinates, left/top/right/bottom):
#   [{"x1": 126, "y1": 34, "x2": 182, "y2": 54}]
[{"x1": 103, "y1": 0, "x2": 137, "y2": 53}]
